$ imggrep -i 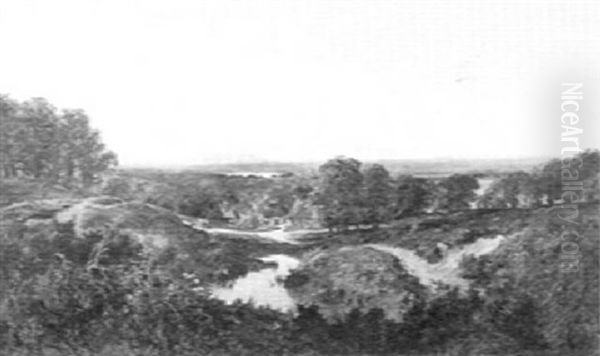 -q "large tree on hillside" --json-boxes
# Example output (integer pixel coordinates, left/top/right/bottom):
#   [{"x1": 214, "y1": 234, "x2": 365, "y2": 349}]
[
  {"x1": 435, "y1": 174, "x2": 479, "y2": 211},
  {"x1": 317, "y1": 157, "x2": 364, "y2": 231},
  {"x1": 395, "y1": 175, "x2": 434, "y2": 216},
  {"x1": 362, "y1": 164, "x2": 393, "y2": 227}
]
